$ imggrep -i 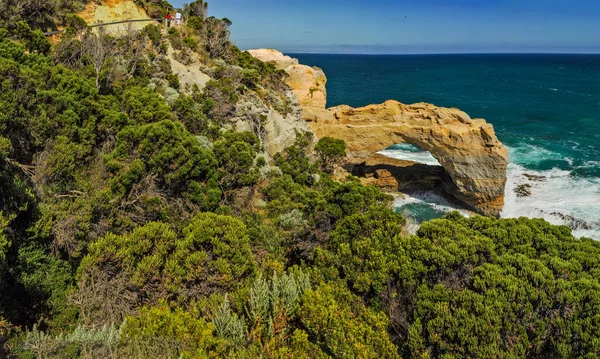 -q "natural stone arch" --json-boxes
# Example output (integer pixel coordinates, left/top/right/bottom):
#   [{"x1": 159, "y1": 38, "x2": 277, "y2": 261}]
[
  {"x1": 305, "y1": 101, "x2": 509, "y2": 216},
  {"x1": 248, "y1": 49, "x2": 509, "y2": 216}
]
